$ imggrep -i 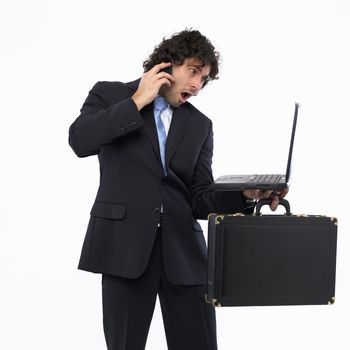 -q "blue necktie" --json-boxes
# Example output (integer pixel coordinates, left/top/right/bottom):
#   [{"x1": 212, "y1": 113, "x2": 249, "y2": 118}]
[{"x1": 154, "y1": 96, "x2": 168, "y2": 175}]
